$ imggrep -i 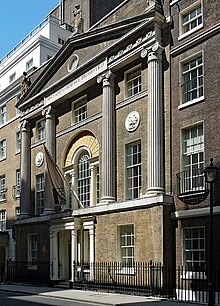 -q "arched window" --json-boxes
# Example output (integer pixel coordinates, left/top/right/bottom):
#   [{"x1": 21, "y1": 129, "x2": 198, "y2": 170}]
[{"x1": 77, "y1": 152, "x2": 91, "y2": 207}]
